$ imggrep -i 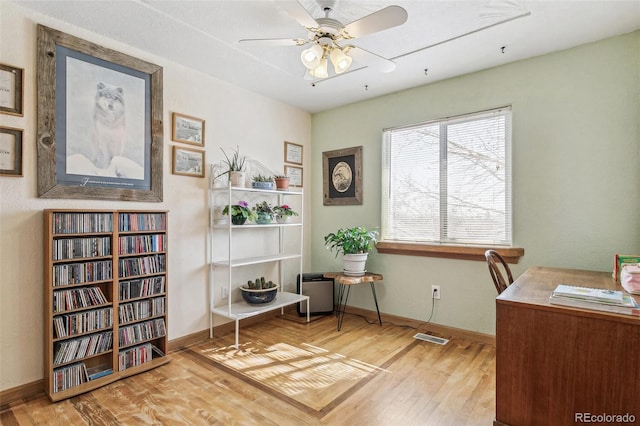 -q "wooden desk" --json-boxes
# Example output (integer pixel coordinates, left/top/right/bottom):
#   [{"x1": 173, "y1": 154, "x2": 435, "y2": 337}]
[
  {"x1": 324, "y1": 272, "x2": 383, "y2": 331},
  {"x1": 495, "y1": 266, "x2": 640, "y2": 426}
]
